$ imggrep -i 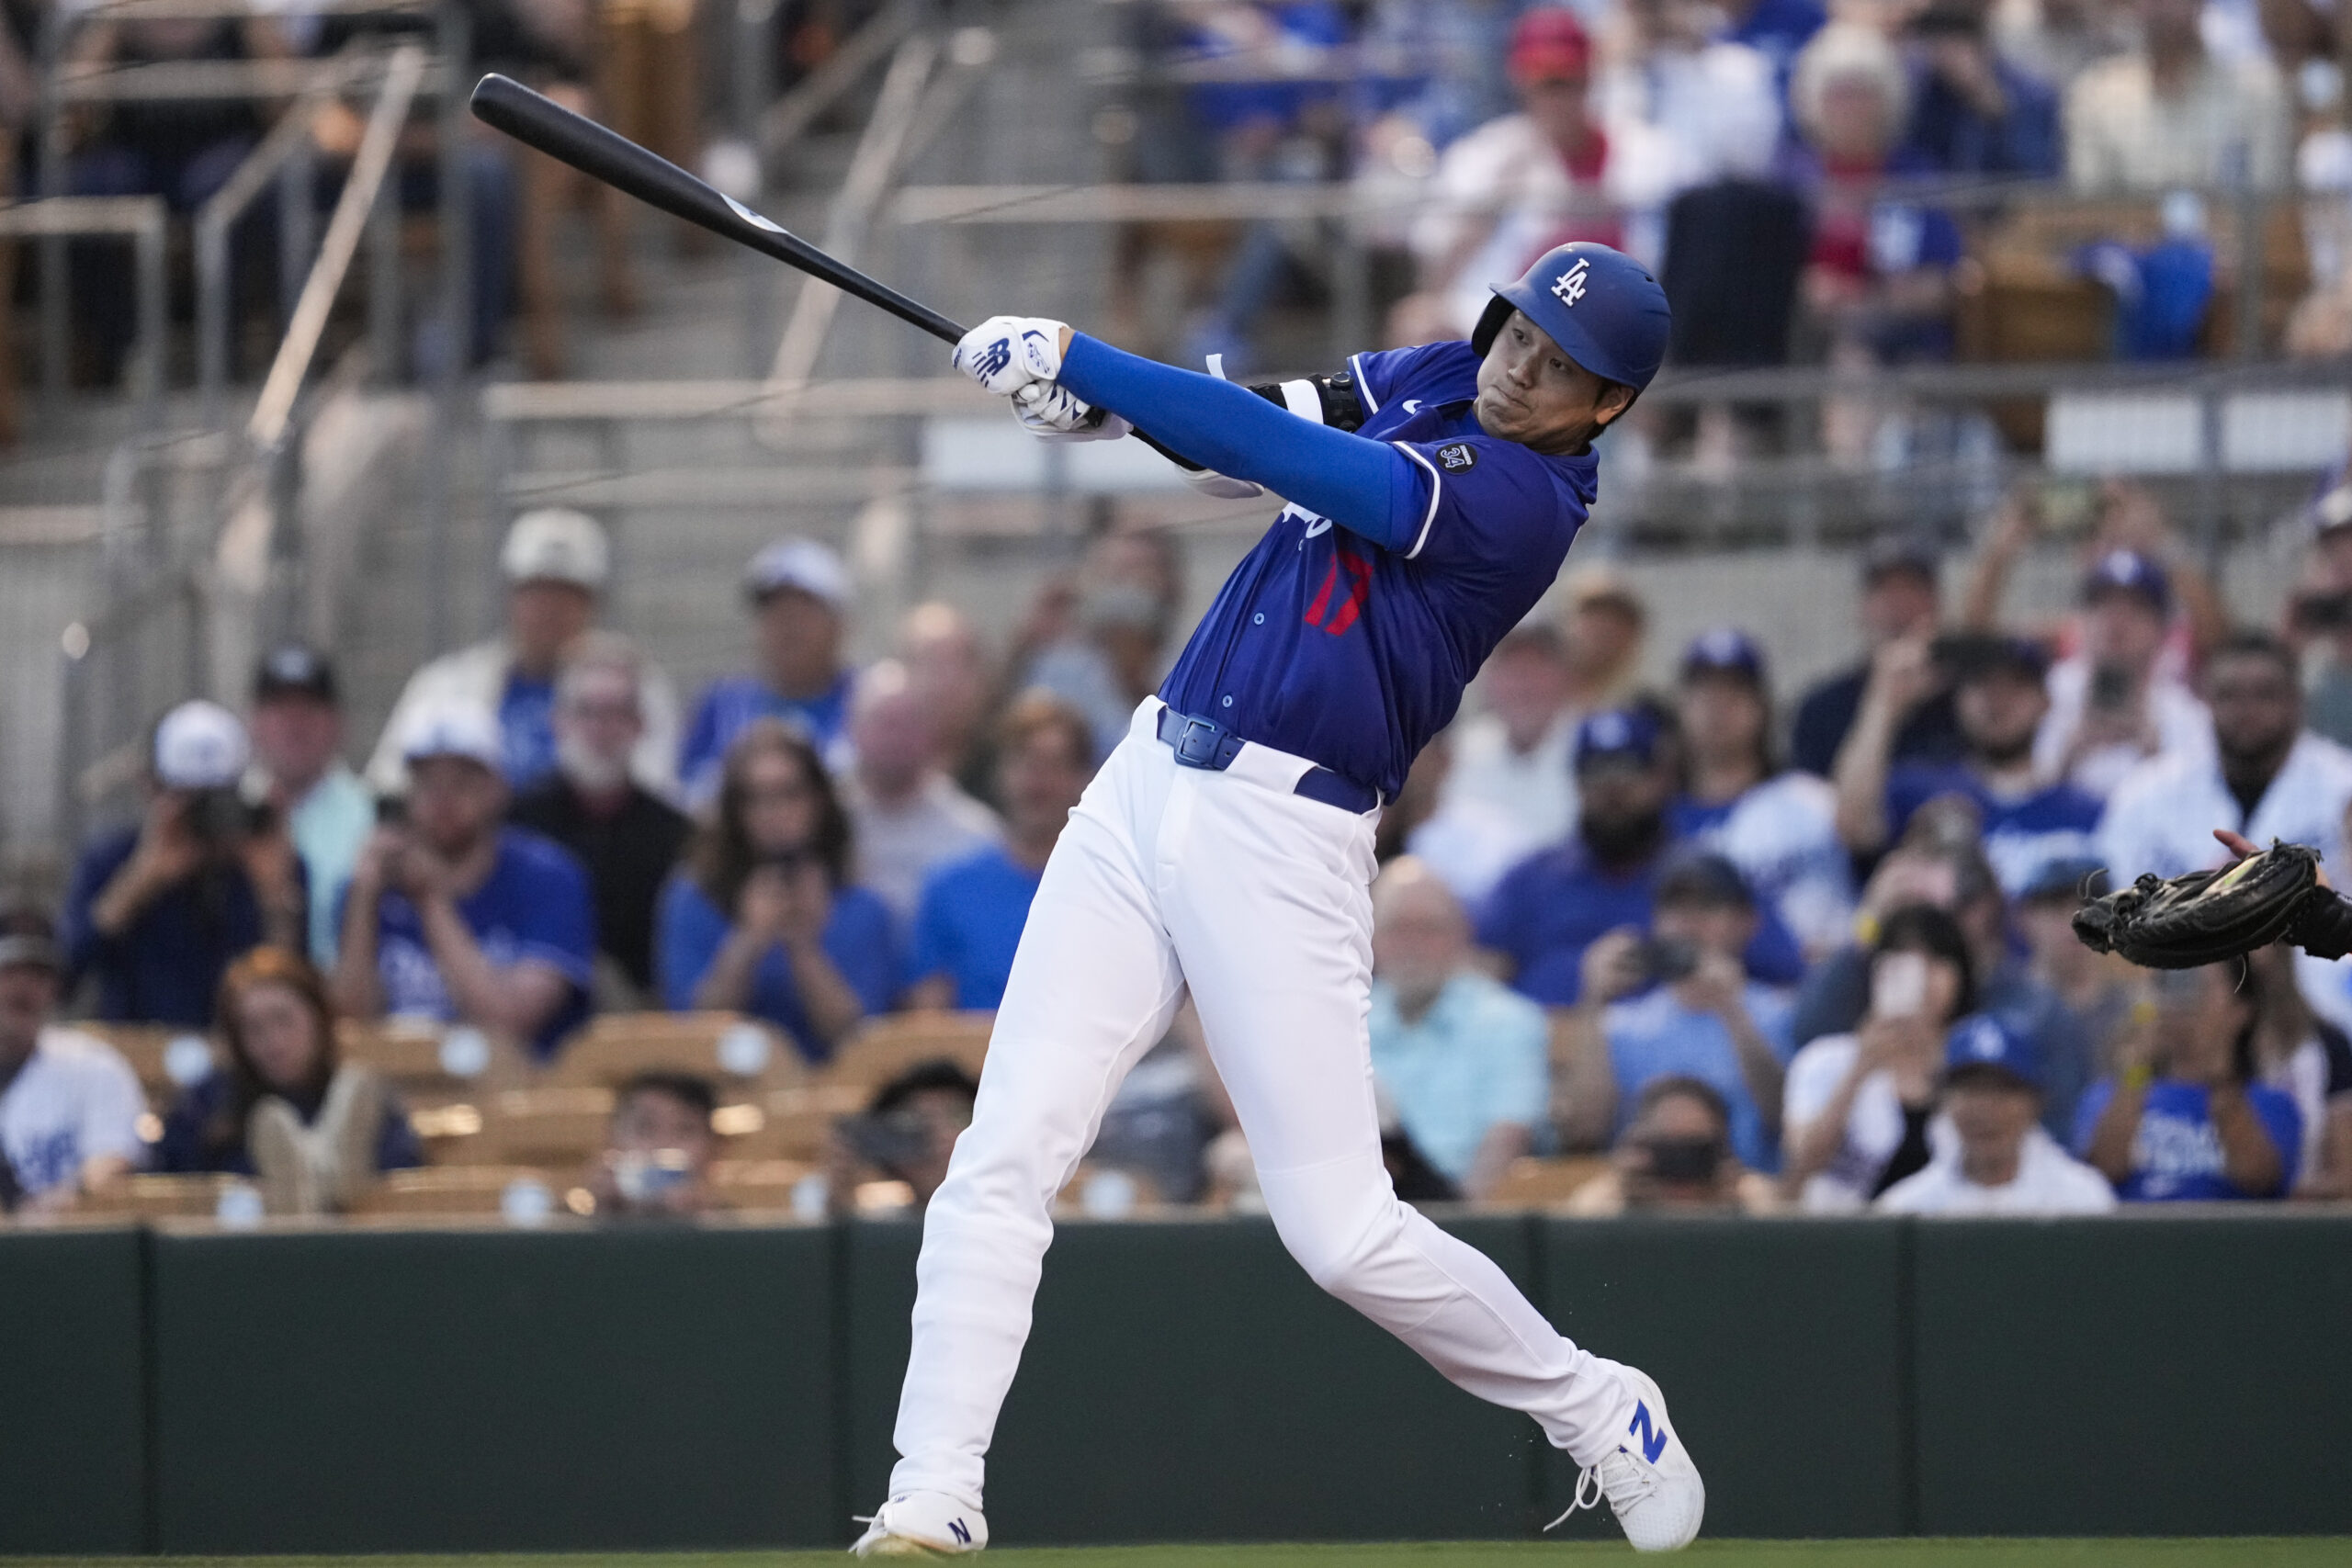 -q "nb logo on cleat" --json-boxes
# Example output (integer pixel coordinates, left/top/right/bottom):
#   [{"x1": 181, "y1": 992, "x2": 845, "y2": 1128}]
[
  {"x1": 1553, "y1": 258, "x2": 1591, "y2": 308},
  {"x1": 949, "y1": 1519, "x2": 973, "y2": 1545},
  {"x1": 1627, "y1": 1400, "x2": 1668, "y2": 1465}
]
